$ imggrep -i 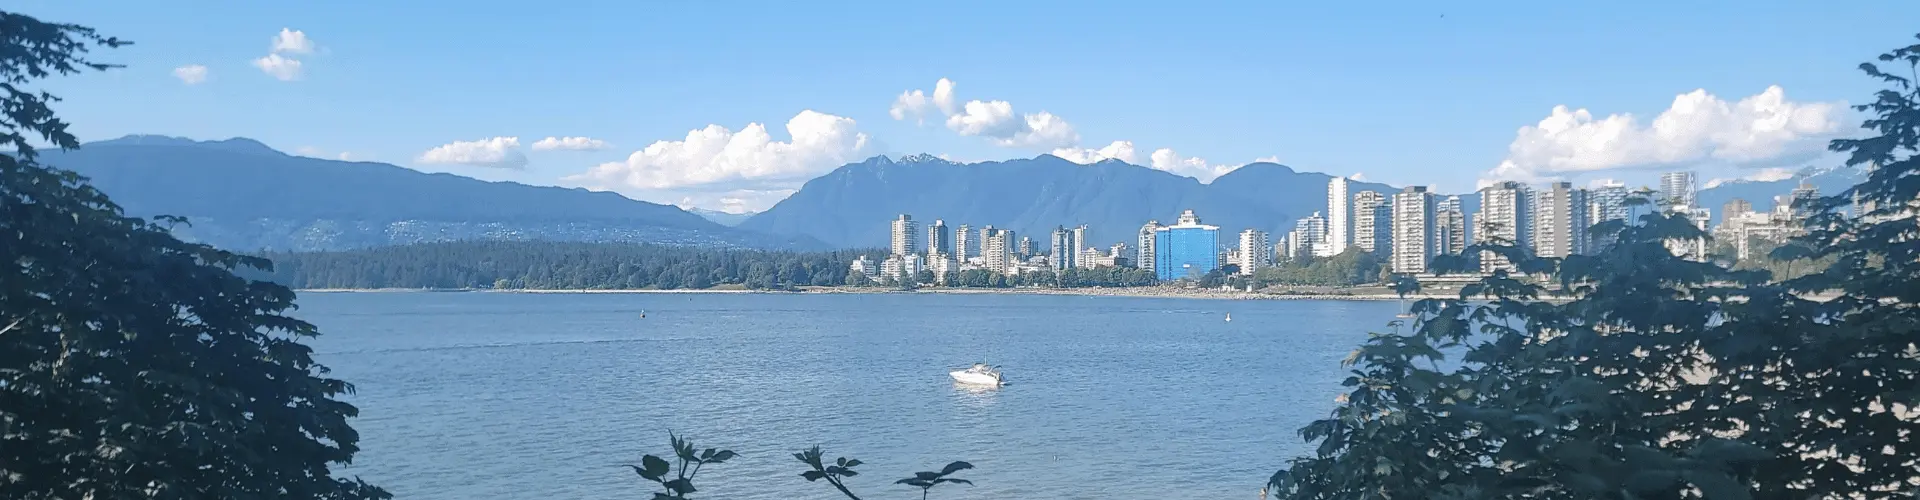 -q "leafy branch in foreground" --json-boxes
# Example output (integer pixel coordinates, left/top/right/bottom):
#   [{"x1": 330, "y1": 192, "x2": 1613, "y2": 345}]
[
  {"x1": 624, "y1": 433, "x2": 737, "y2": 500},
  {"x1": 895, "y1": 461, "x2": 975, "y2": 500},
  {"x1": 1269, "y1": 32, "x2": 1920, "y2": 500}
]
